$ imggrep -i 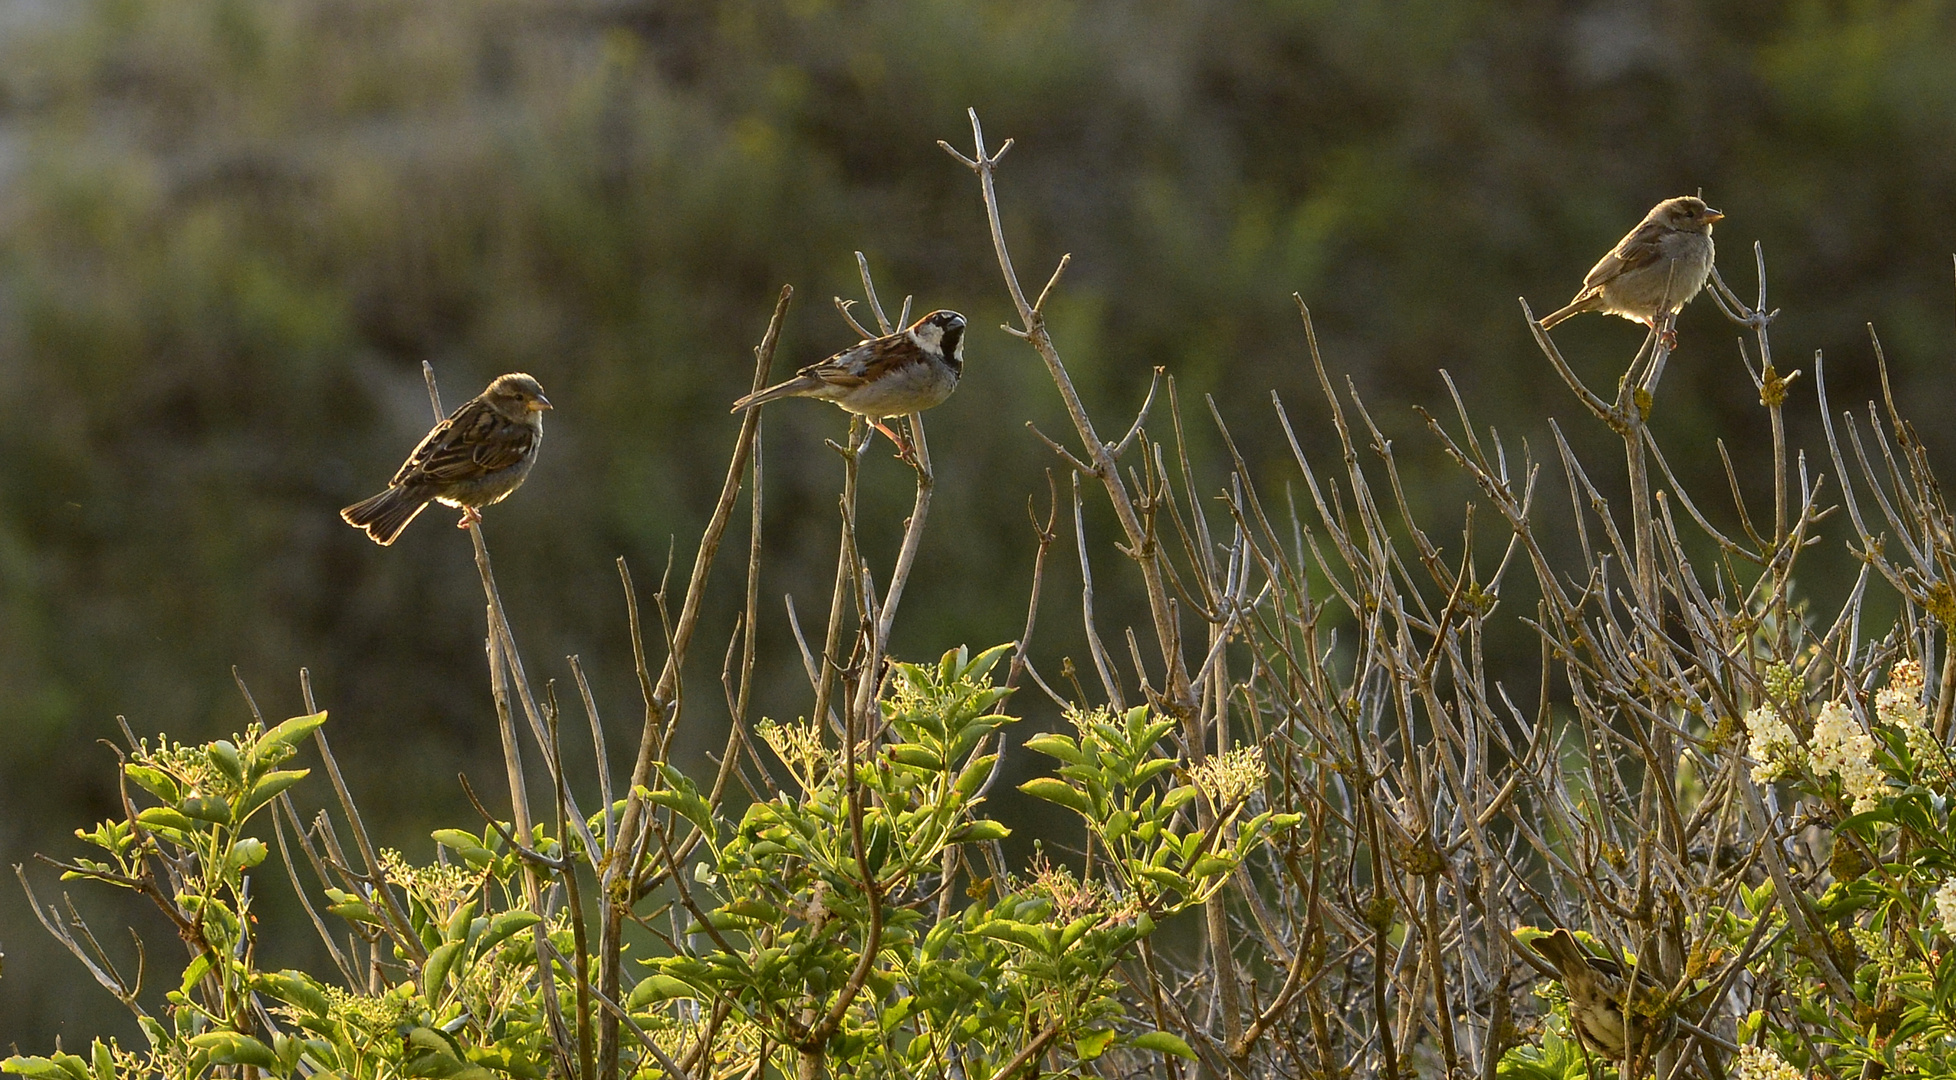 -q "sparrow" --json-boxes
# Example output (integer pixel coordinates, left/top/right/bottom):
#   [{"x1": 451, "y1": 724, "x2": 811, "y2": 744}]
[
  {"x1": 340, "y1": 372, "x2": 552, "y2": 546},
  {"x1": 1527, "y1": 928, "x2": 1679, "y2": 1064},
  {"x1": 730, "y1": 310, "x2": 966, "y2": 444},
  {"x1": 1538, "y1": 196, "x2": 1723, "y2": 341}
]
